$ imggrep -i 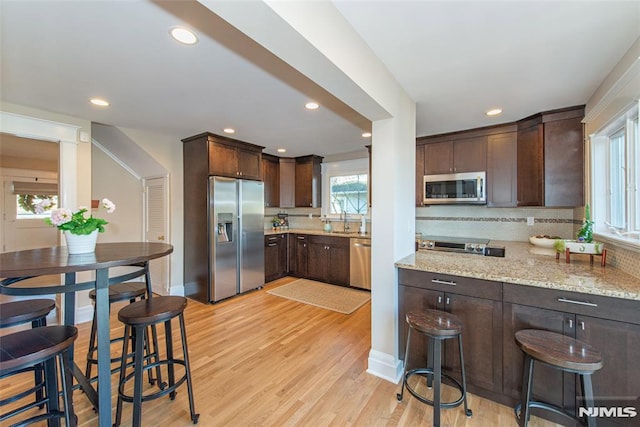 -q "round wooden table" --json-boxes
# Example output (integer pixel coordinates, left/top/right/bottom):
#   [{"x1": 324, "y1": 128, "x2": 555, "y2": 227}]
[{"x1": 0, "y1": 242, "x2": 173, "y2": 427}]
